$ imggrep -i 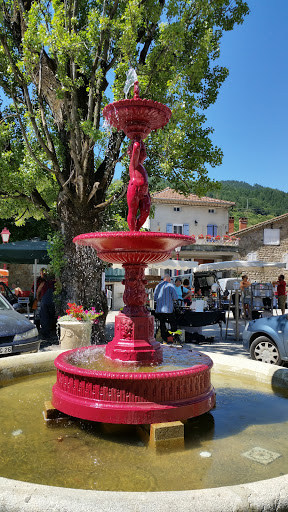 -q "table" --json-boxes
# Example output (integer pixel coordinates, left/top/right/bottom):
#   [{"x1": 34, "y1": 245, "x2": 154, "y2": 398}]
[
  {"x1": 152, "y1": 309, "x2": 226, "y2": 341},
  {"x1": 173, "y1": 309, "x2": 226, "y2": 327}
]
